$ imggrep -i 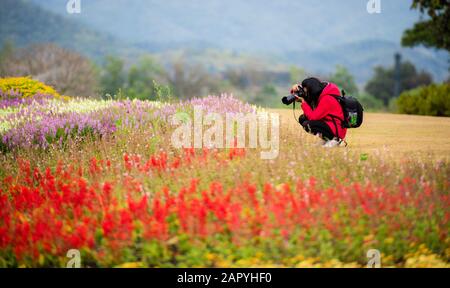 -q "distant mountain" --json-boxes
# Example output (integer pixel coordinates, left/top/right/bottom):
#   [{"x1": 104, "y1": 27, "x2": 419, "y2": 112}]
[
  {"x1": 4, "y1": 0, "x2": 450, "y2": 83},
  {"x1": 30, "y1": 0, "x2": 421, "y2": 52},
  {"x1": 30, "y1": 0, "x2": 449, "y2": 82},
  {"x1": 0, "y1": 0, "x2": 141, "y2": 60},
  {"x1": 283, "y1": 39, "x2": 449, "y2": 83}
]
